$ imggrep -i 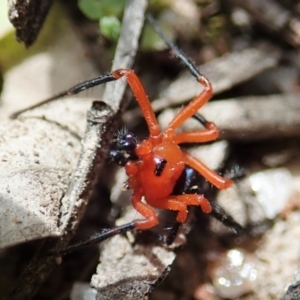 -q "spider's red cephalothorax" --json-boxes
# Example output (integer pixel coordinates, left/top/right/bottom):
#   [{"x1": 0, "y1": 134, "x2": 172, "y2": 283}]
[{"x1": 110, "y1": 68, "x2": 233, "y2": 231}]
